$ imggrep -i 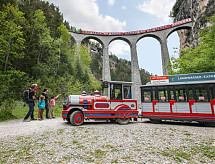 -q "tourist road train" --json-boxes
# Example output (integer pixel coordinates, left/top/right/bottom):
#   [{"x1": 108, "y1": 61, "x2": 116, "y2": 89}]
[
  {"x1": 81, "y1": 18, "x2": 192, "y2": 36},
  {"x1": 62, "y1": 72, "x2": 215, "y2": 127}
]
